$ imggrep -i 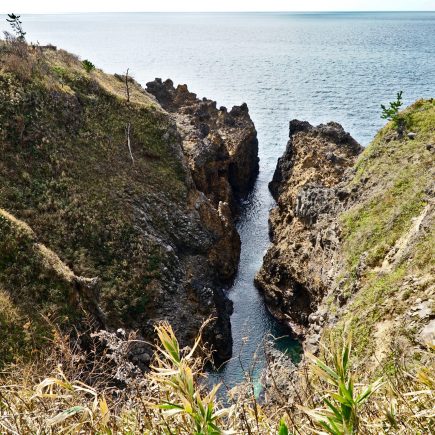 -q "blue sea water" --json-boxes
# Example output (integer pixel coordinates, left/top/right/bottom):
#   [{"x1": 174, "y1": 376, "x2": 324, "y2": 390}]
[{"x1": 4, "y1": 12, "x2": 434, "y2": 389}]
